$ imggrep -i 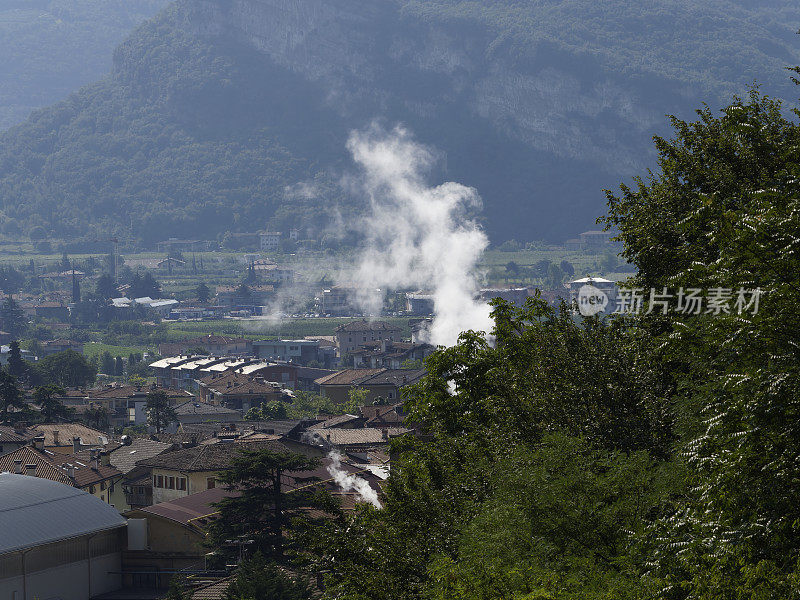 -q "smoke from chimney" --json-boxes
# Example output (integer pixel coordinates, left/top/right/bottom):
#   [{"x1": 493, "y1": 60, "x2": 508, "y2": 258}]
[
  {"x1": 346, "y1": 125, "x2": 493, "y2": 347},
  {"x1": 326, "y1": 451, "x2": 381, "y2": 508}
]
